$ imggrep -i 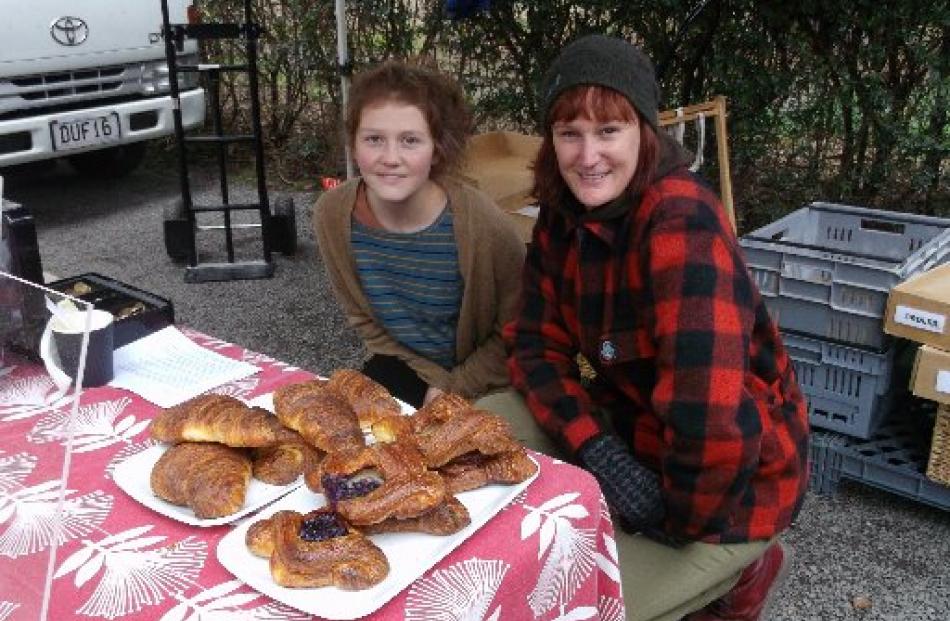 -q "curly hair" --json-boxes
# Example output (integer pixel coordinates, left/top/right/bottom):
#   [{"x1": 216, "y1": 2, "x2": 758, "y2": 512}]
[
  {"x1": 532, "y1": 85, "x2": 658, "y2": 208},
  {"x1": 345, "y1": 59, "x2": 473, "y2": 178}
]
